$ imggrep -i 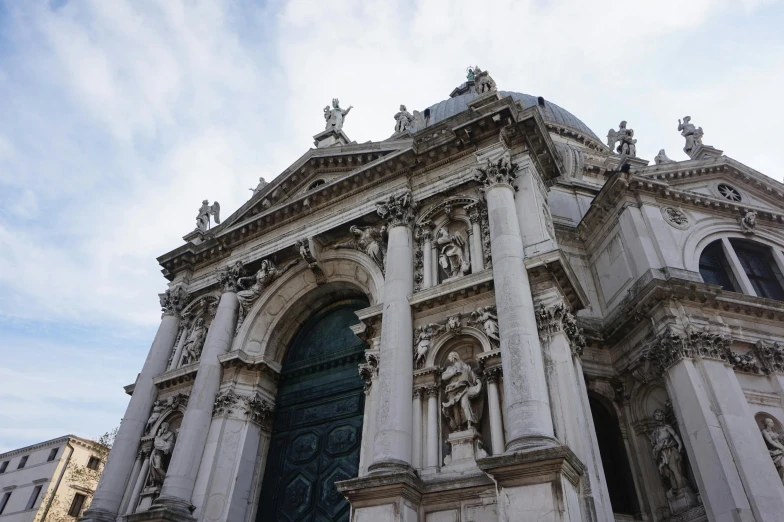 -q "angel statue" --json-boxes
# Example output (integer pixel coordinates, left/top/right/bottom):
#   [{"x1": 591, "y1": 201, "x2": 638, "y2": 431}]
[
  {"x1": 441, "y1": 352, "x2": 484, "y2": 432},
  {"x1": 196, "y1": 200, "x2": 221, "y2": 232},
  {"x1": 235, "y1": 259, "x2": 299, "y2": 332},
  {"x1": 324, "y1": 98, "x2": 353, "y2": 131},
  {"x1": 414, "y1": 323, "x2": 446, "y2": 369},
  {"x1": 333, "y1": 225, "x2": 387, "y2": 273},
  {"x1": 607, "y1": 121, "x2": 637, "y2": 167},
  {"x1": 437, "y1": 227, "x2": 470, "y2": 279},
  {"x1": 470, "y1": 306, "x2": 500, "y2": 347}
]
